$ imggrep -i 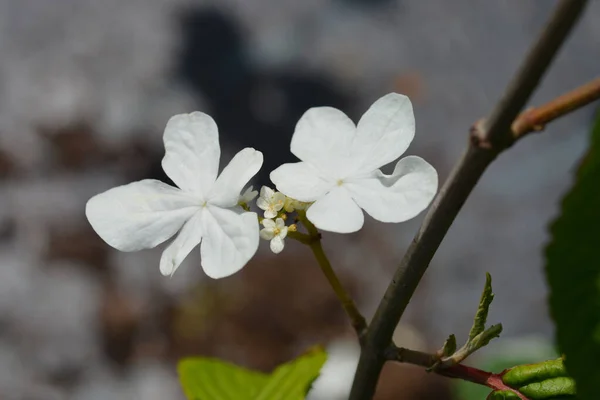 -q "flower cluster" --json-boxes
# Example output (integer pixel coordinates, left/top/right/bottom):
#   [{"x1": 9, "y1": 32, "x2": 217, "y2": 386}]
[{"x1": 86, "y1": 93, "x2": 438, "y2": 278}]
